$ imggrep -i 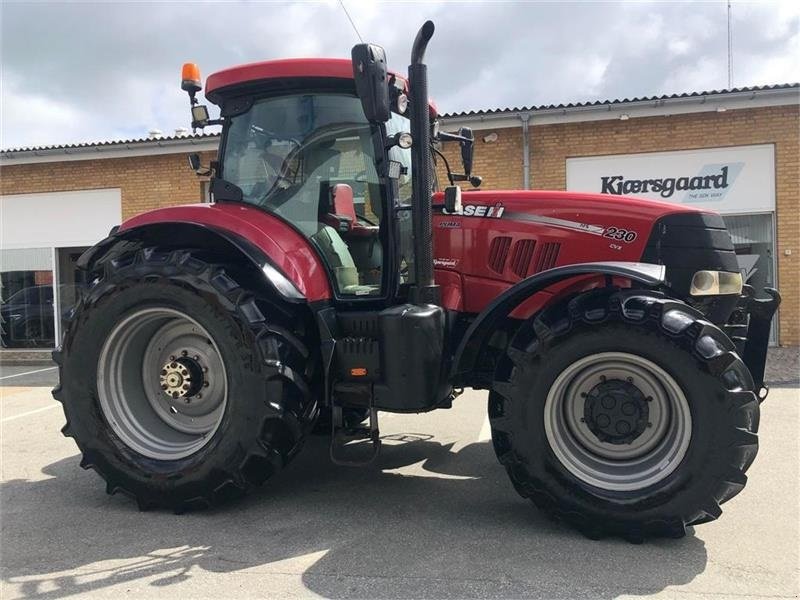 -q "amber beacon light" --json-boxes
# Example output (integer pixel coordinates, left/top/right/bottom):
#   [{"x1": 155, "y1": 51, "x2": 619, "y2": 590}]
[{"x1": 181, "y1": 63, "x2": 202, "y2": 93}]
